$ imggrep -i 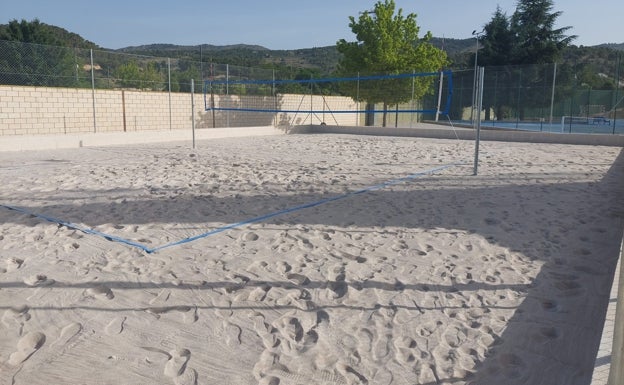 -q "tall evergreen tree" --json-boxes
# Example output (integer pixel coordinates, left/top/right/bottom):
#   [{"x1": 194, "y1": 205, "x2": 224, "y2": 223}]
[
  {"x1": 478, "y1": 0, "x2": 576, "y2": 66},
  {"x1": 510, "y1": 0, "x2": 576, "y2": 64},
  {"x1": 478, "y1": 7, "x2": 514, "y2": 66}
]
